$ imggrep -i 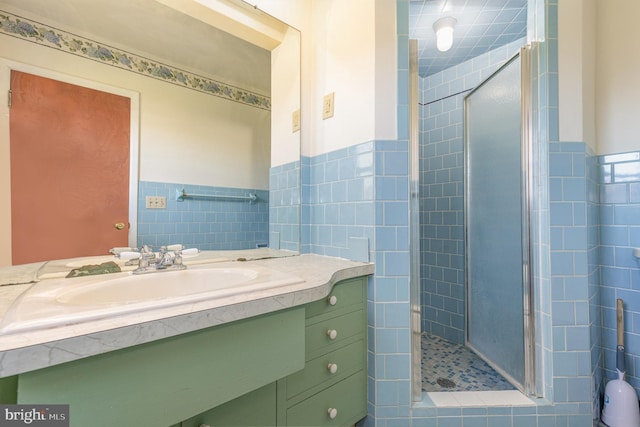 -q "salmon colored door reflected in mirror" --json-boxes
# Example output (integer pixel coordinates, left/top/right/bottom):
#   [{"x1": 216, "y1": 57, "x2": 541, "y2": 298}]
[{"x1": 10, "y1": 71, "x2": 130, "y2": 265}]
